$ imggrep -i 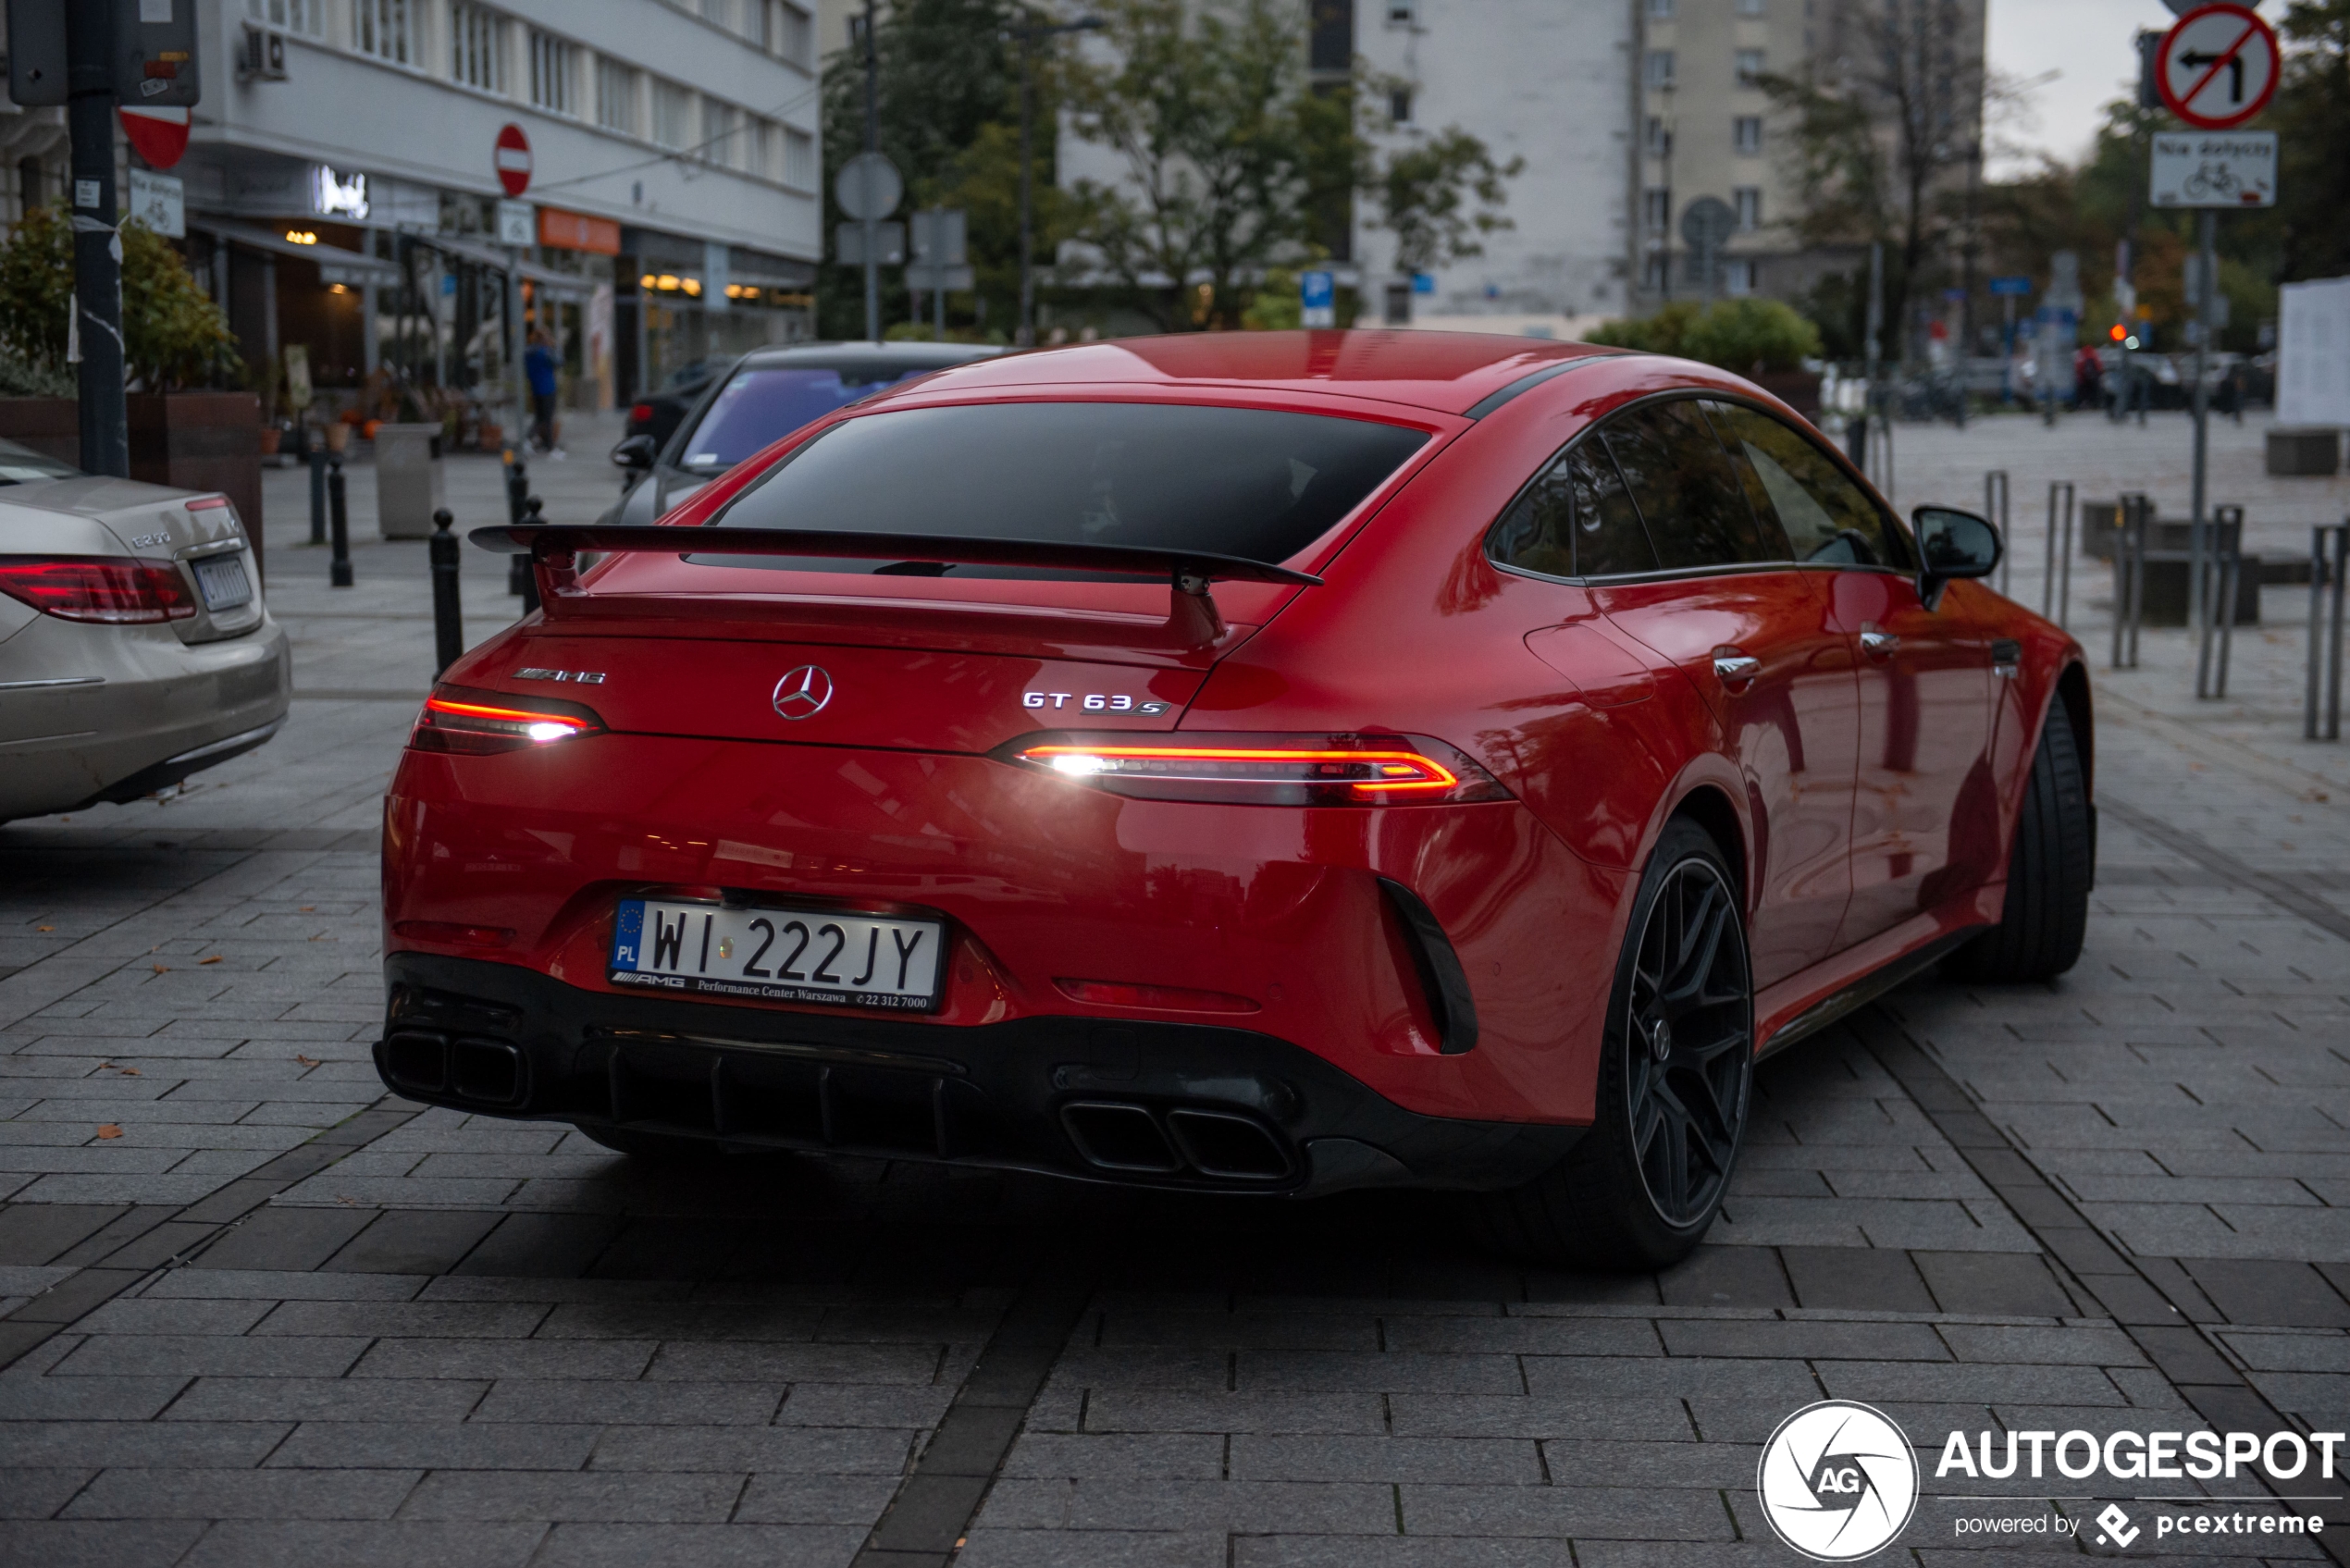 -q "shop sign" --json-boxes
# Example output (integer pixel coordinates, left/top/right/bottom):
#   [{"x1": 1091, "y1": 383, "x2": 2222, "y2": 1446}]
[
  {"x1": 538, "y1": 207, "x2": 620, "y2": 256},
  {"x1": 311, "y1": 164, "x2": 368, "y2": 221},
  {"x1": 127, "y1": 167, "x2": 183, "y2": 239},
  {"x1": 495, "y1": 199, "x2": 534, "y2": 247}
]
